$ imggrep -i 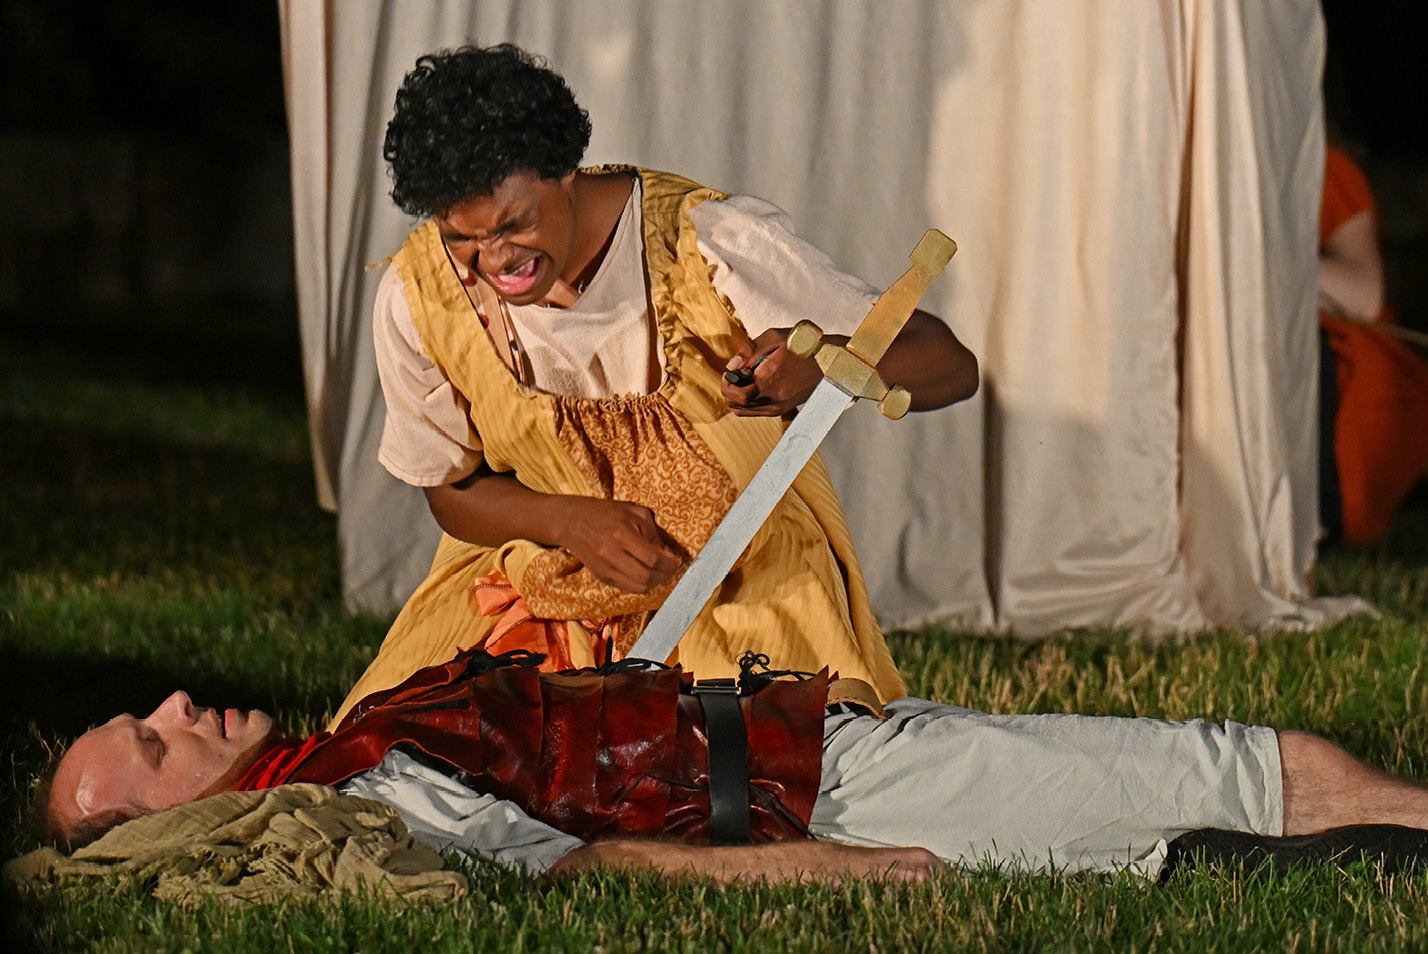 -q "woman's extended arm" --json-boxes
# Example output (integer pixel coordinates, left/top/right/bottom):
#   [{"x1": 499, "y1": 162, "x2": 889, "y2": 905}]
[
  {"x1": 424, "y1": 471, "x2": 683, "y2": 593},
  {"x1": 721, "y1": 311, "x2": 978, "y2": 417}
]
